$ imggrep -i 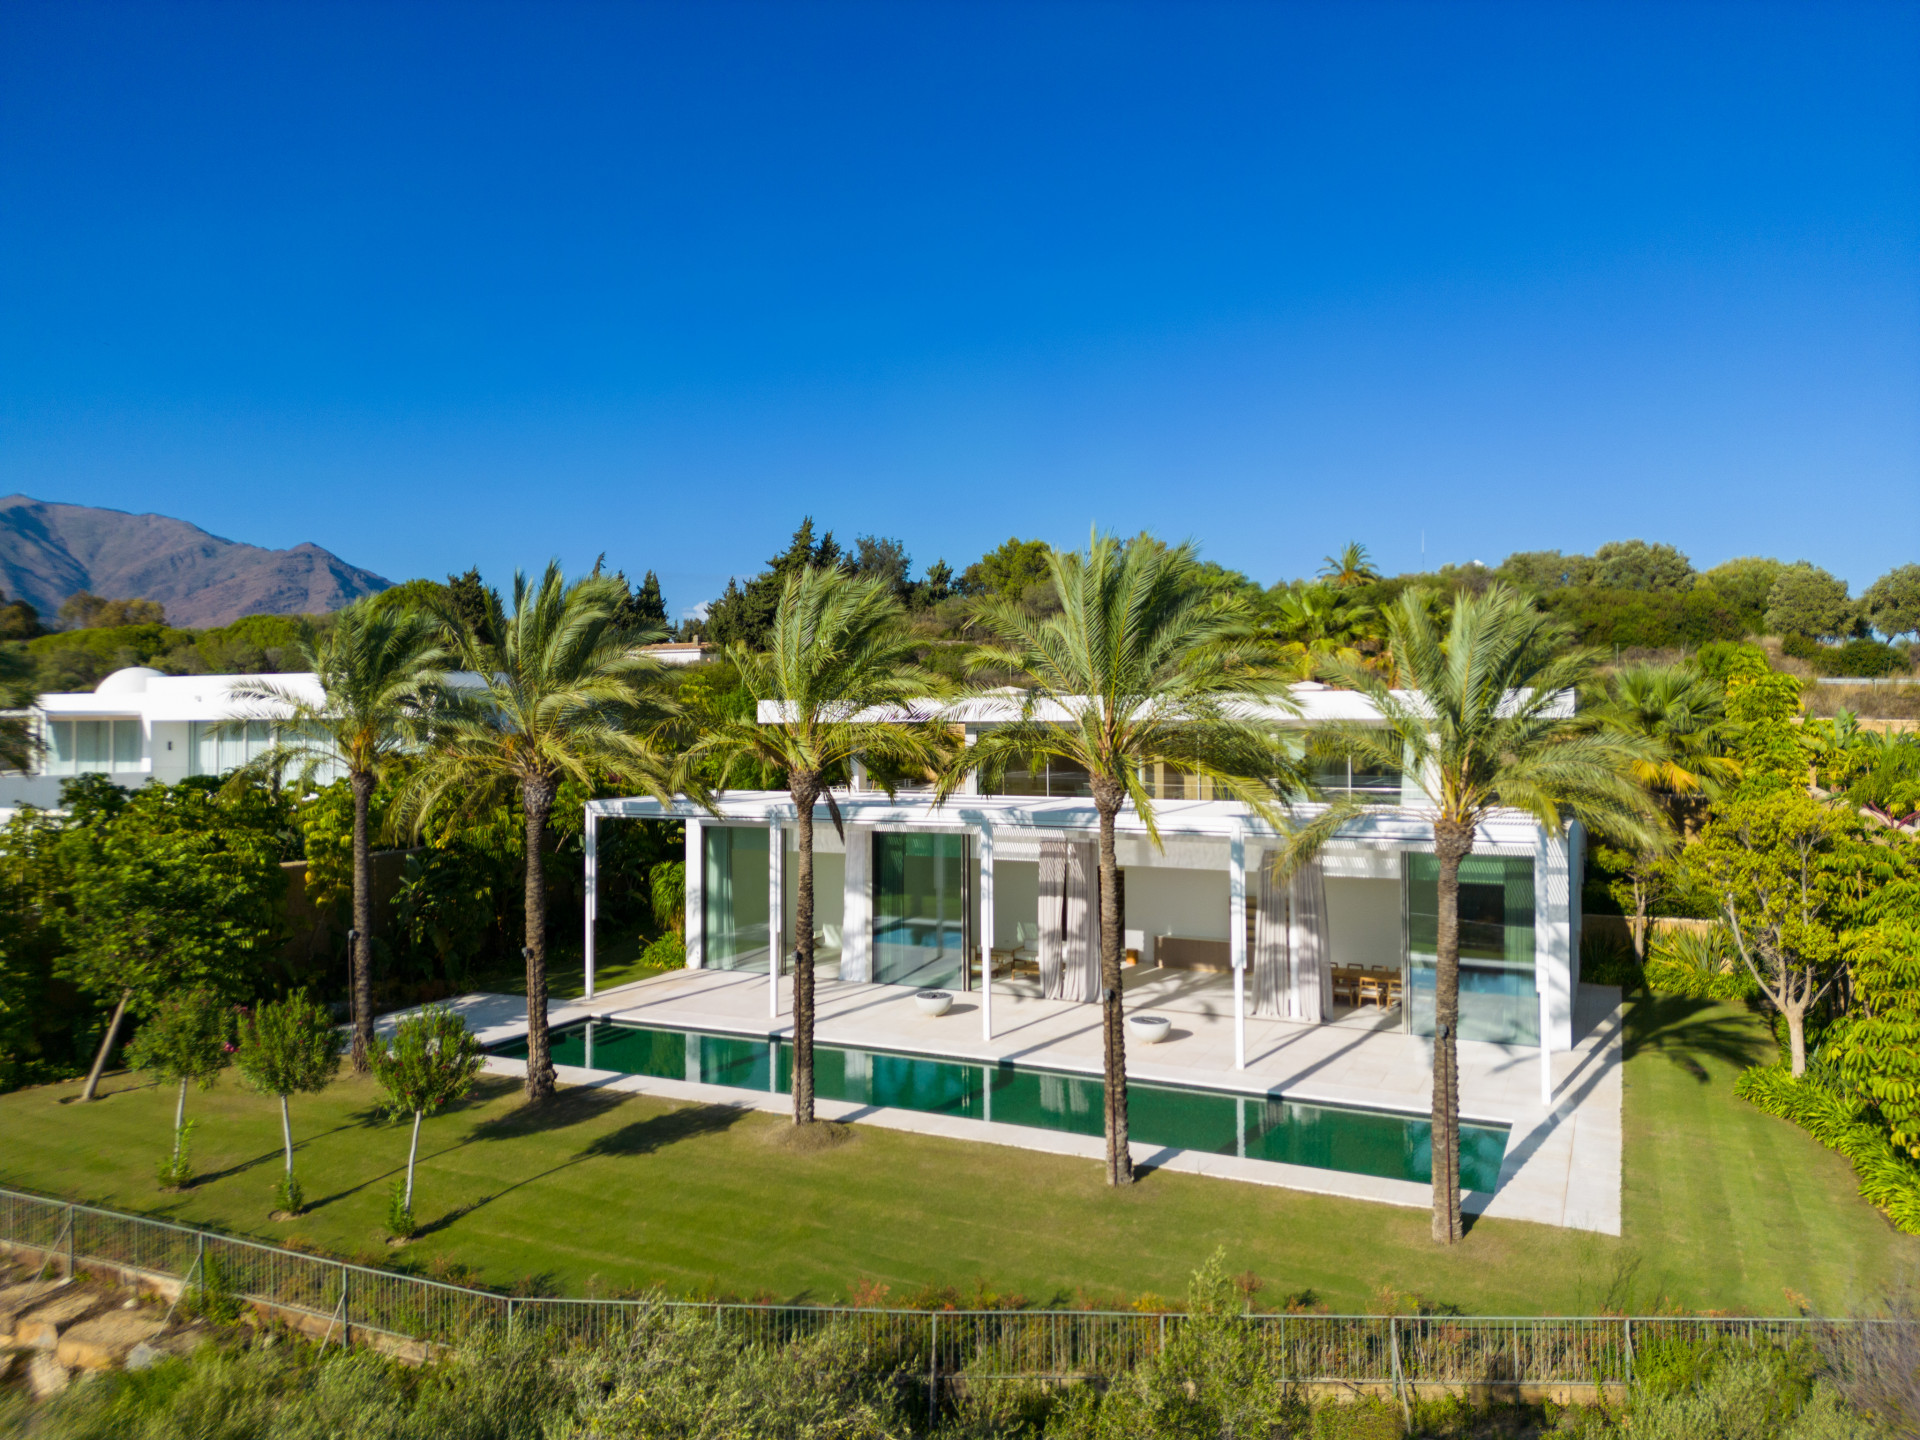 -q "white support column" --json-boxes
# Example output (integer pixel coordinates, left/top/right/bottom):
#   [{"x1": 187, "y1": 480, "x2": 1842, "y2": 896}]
[
  {"x1": 684, "y1": 817, "x2": 704, "y2": 970},
  {"x1": 979, "y1": 823, "x2": 995, "y2": 1043},
  {"x1": 583, "y1": 810, "x2": 599, "y2": 1000},
  {"x1": 768, "y1": 818, "x2": 783, "y2": 1019},
  {"x1": 1230, "y1": 826, "x2": 1247, "y2": 1070}
]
